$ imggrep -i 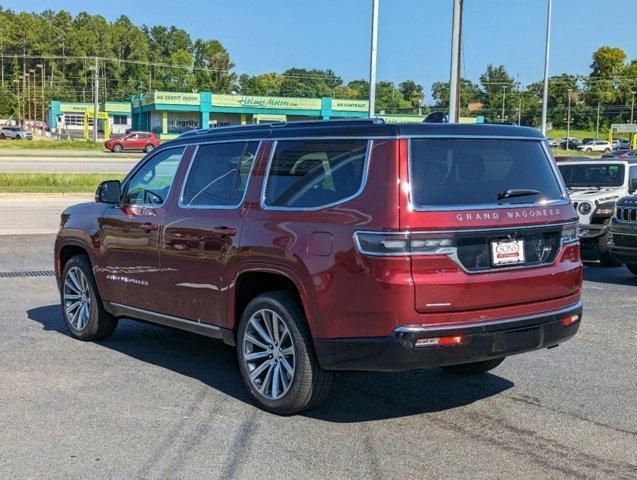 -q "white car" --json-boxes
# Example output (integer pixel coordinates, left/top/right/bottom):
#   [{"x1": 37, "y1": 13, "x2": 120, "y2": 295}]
[{"x1": 577, "y1": 140, "x2": 612, "y2": 153}]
